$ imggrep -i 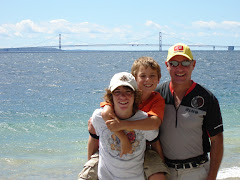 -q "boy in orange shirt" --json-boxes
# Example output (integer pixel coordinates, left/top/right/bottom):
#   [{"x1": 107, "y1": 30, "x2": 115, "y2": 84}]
[{"x1": 79, "y1": 57, "x2": 169, "y2": 180}]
